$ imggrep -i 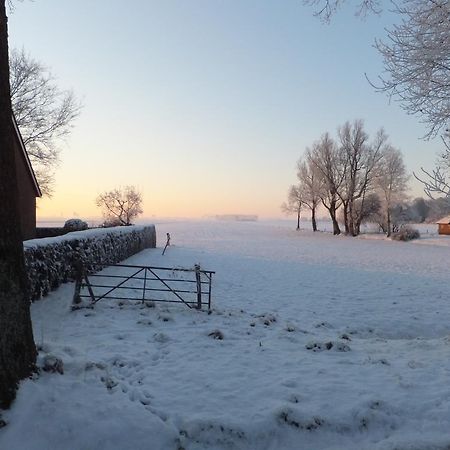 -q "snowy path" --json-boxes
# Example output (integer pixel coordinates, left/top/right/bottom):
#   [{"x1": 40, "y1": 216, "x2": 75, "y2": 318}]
[{"x1": 2, "y1": 220, "x2": 450, "y2": 450}]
